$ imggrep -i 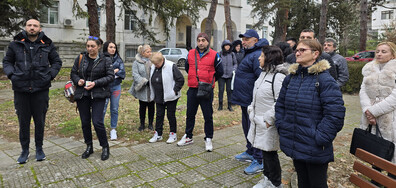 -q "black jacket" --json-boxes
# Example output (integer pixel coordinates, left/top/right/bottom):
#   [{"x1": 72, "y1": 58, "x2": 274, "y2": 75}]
[
  {"x1": 2, "y1": 31, "x2": 62, "y2": 93},
  {"x1": 70, "y1": 52, "x2": 114, "y2": 100}
]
